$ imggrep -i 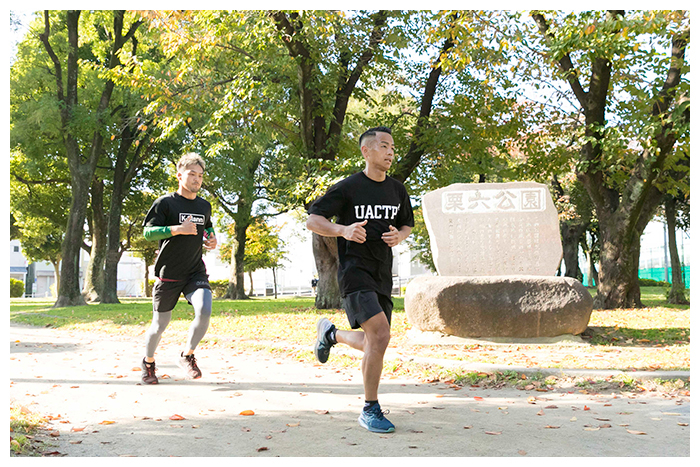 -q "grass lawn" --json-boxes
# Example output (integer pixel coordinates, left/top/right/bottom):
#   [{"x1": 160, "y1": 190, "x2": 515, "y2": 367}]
[{"x1": 10, "y1": 287, "x2": 690, "y2": 391}]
